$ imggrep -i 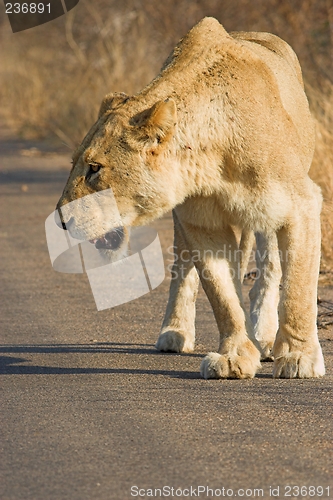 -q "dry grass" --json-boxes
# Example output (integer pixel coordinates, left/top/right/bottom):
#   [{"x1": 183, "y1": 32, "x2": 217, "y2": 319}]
[
  {"x1": 0, "y1": 1, "x2": 159, "y2": 145},
  {"x1": 308, "y1": 83, "x2": 333, "y2": 269},
  {"x1": 0, "y1": 0, "x2": 332, "y2": 267}
]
